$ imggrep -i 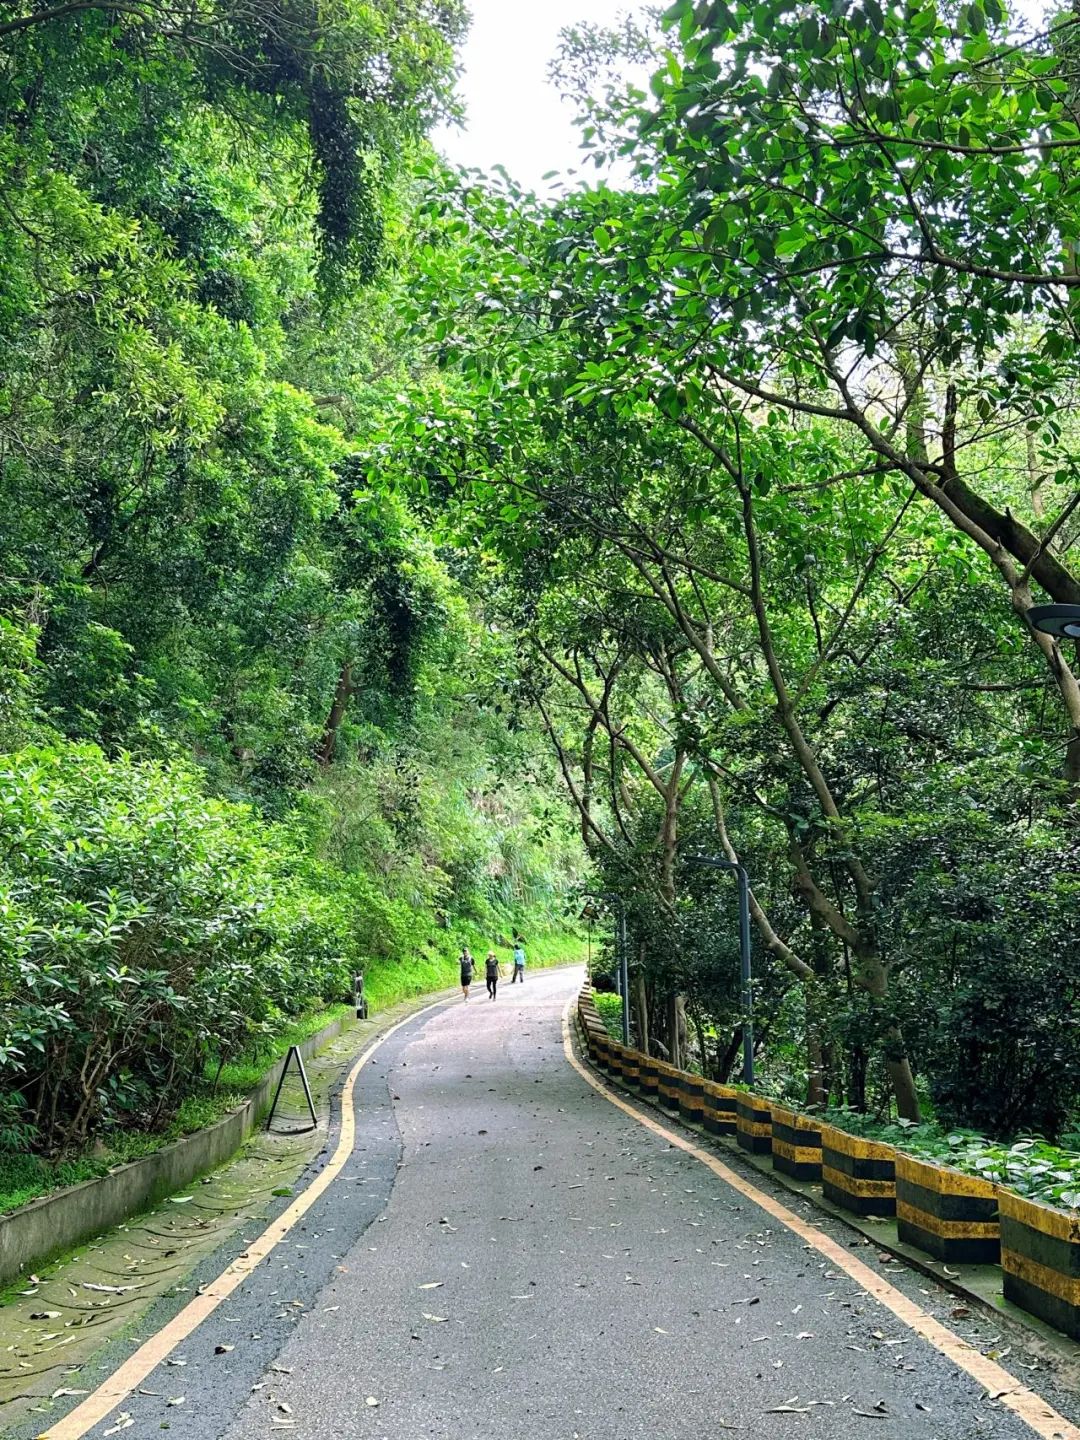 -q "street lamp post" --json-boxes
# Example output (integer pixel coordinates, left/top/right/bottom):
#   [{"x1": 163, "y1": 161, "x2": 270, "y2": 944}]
[{"x1": 686, "y1": 855, "x2": 754, "y2": 1087}]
